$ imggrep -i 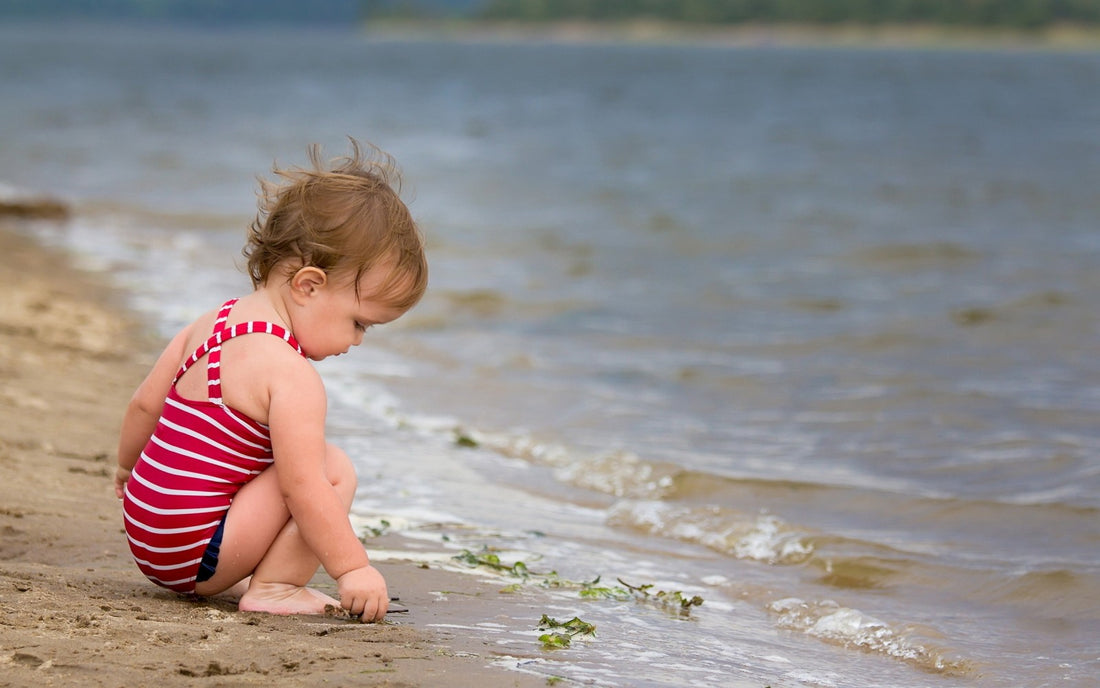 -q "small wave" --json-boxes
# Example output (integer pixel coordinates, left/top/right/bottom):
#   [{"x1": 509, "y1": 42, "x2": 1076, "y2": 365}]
[
  {"x1": 410, "y1": 287, "x2": 588, "y2": 327},
  {"x1": 607, "y1": 500, "x2": 814, "y2": 565},
  {"x1": 767, "y1": 598, "x2": 973, "y2": 676},
  {"x1": 438, "y1": 288, "x2": 510, "y2": 317},
  {"x1": 373, "y1": 410, "x2": 886, "y2": 512},
  {"x1": 442, "y1": 426, "x2": 682, "y2": 500},
  {"x1": 949, "y1": 288, "x2": 1075, "y2": 328},
  {"x1": 849, "y1": 241, "x2": 980, "y2": 270},
  {"x1": 969, "y1": 568, "x2": 1100, "y2": 623},
  {"x1": 554, "y1": 451, "x2": 680, "y2": 499}
]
